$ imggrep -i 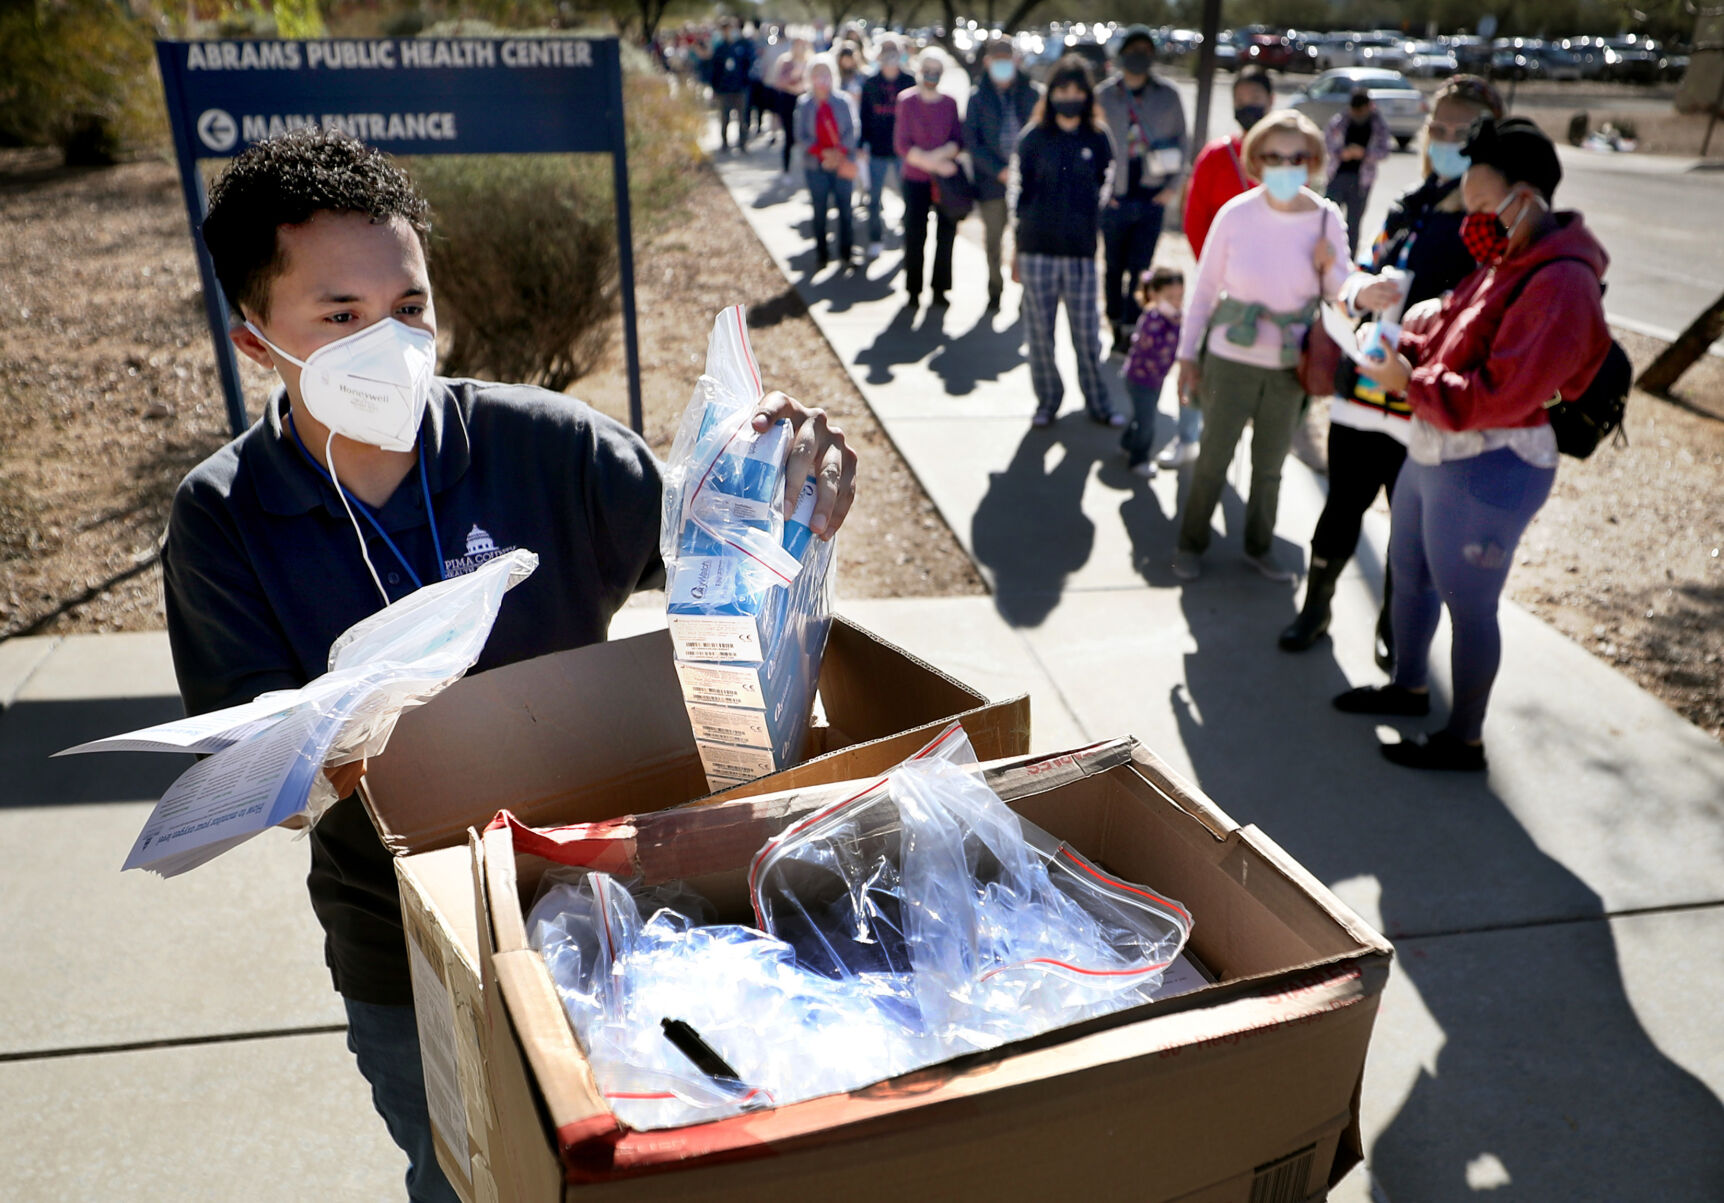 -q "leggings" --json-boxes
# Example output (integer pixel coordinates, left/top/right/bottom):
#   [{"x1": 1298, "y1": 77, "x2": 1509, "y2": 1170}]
[
  {"x1": 1311, "y1": 422, "x2": 1407, "y2": 565},
  {"x1": 1389, "y1": 448, "x2": 1556, "y2": 742}
]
